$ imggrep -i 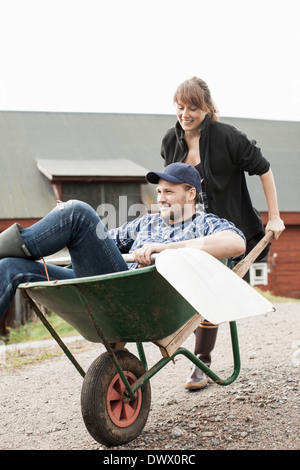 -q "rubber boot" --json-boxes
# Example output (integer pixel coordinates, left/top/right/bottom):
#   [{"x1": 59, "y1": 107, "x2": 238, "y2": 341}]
[
  {"x1": 184, "y1": 321, "x2": 219, "y2": 390},
  {"x1": 0, "y1": 223, "x2": 33, "y2": 259}
]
